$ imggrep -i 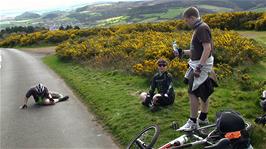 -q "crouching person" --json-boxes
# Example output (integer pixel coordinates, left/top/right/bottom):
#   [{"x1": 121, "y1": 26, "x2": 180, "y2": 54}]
[{"x1": 140, "y1": 59, "x2": 175, "y2": 112}]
